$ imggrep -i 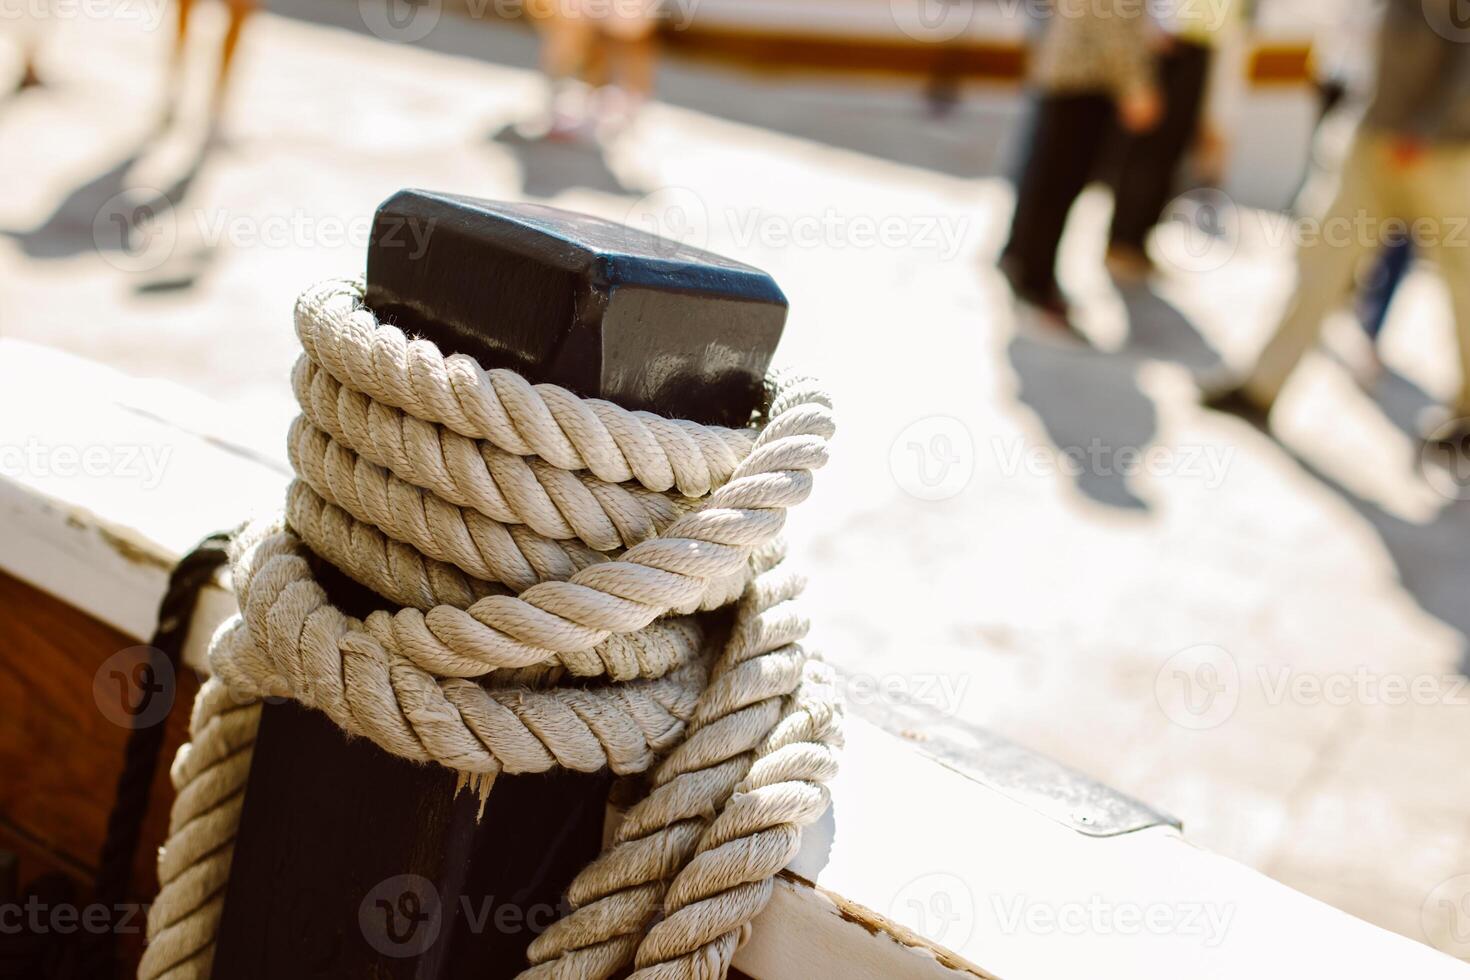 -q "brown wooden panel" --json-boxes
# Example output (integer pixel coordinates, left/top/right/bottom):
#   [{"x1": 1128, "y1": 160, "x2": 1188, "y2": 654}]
[
  {"x1": 1250, "y1": 44, "x2": 1313, "y2": 85},
  {"x1": 0, "y1": 569, "x2": 198, "y2": 967},
  {"x1": 664, "y1": 29, "x2": 1026, "y2": 81}
]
